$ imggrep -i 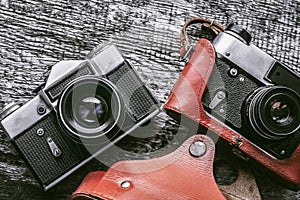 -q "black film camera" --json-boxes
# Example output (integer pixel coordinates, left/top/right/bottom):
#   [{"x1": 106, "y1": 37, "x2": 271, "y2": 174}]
[
  {"x1": 202, "y1": 24, "x2": 300, "y2": 160},
  {"x1": 0, "y1": 43, "x2": 160, "y2": 190}
]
